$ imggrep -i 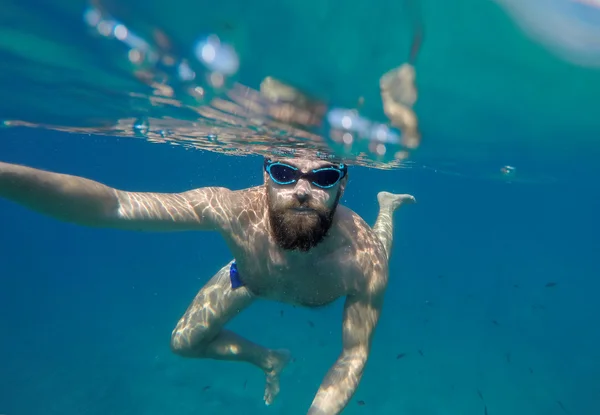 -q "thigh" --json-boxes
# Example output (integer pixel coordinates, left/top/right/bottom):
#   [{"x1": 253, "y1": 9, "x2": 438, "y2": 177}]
[{"x1": 172, "y1": 260, "x2": 255, "y2": 346}]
